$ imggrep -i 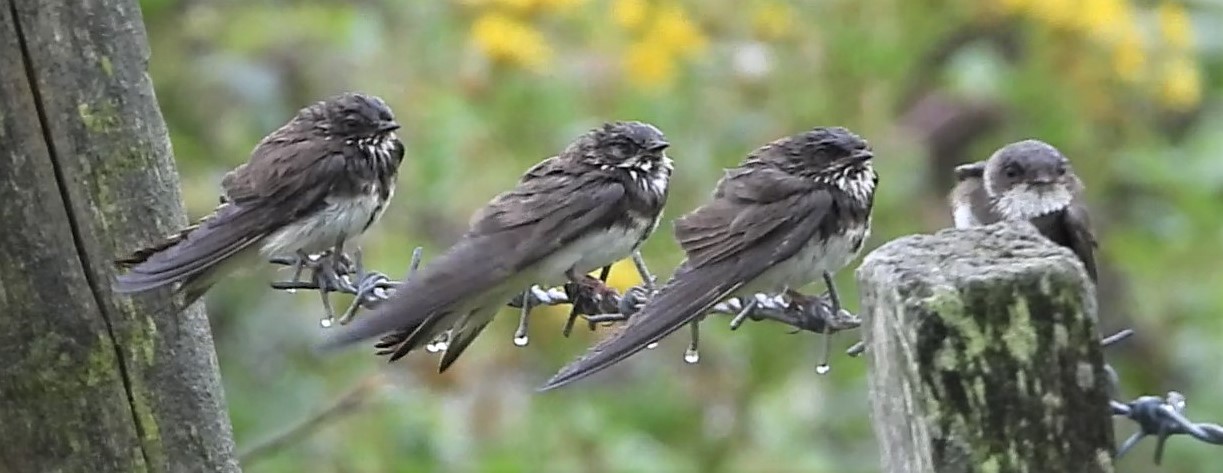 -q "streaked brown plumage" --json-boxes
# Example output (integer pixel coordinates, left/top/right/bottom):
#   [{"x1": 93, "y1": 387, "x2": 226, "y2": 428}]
[
  {"x1": 320, "y1": 121, "x2": 673, "y2": 373},
  {"x1": 114, "y1": 92, "x2": 404, "y2": 305},
  {"x1": 540, "y1": 126, "x2": 877, "y2": 391}
]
